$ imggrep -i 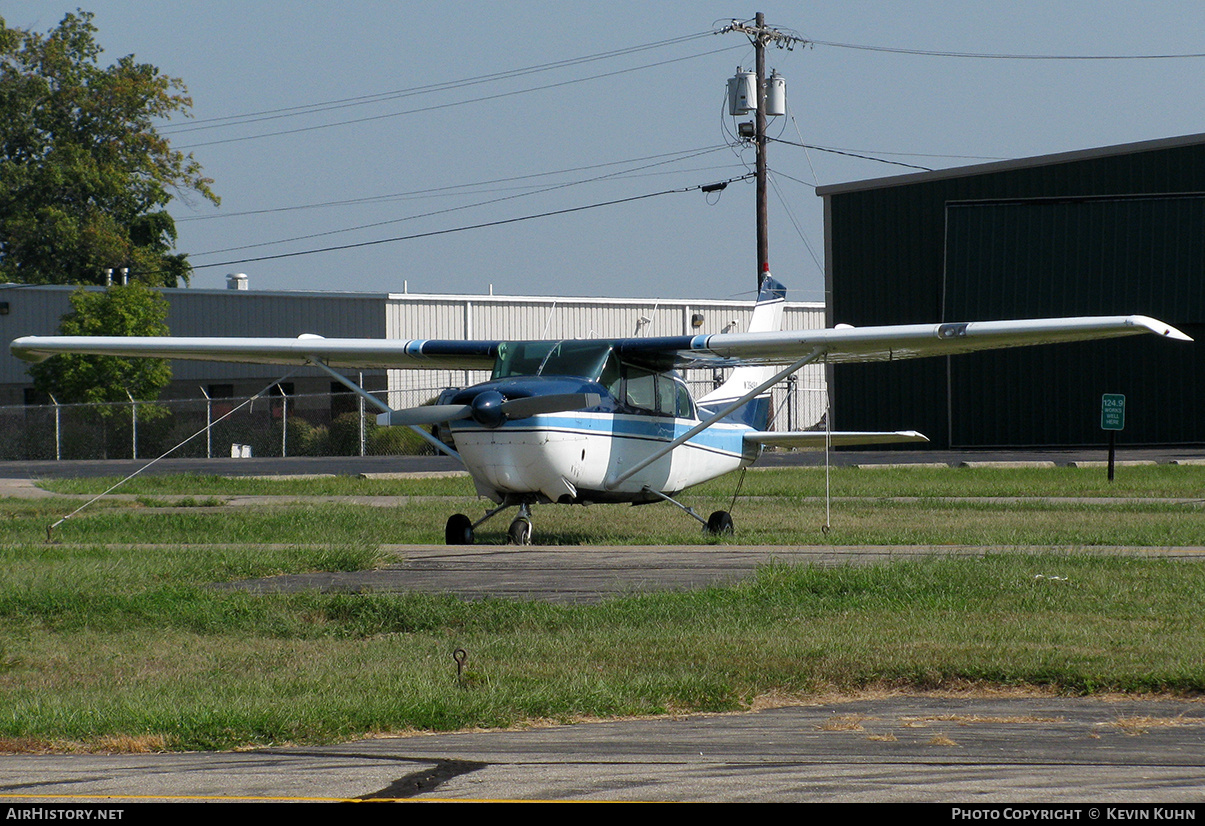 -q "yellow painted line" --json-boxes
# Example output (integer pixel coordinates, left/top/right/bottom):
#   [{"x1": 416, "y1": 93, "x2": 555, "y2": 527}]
[{"x1": 0, "y1": 792, "x2": 624, "y2": 803}]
